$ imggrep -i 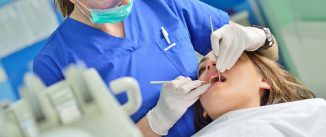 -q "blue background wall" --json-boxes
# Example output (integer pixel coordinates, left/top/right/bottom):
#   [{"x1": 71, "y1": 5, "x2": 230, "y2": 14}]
[
  {"x1": 0, "y1": 1, "x2": 63, "y2": 101},
  {"x1": 0, "y1": 63, "x2": 15, "y2": 101},
  {"x1": 201, "y1": 0, "x2": 259, "y2": 24}
]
